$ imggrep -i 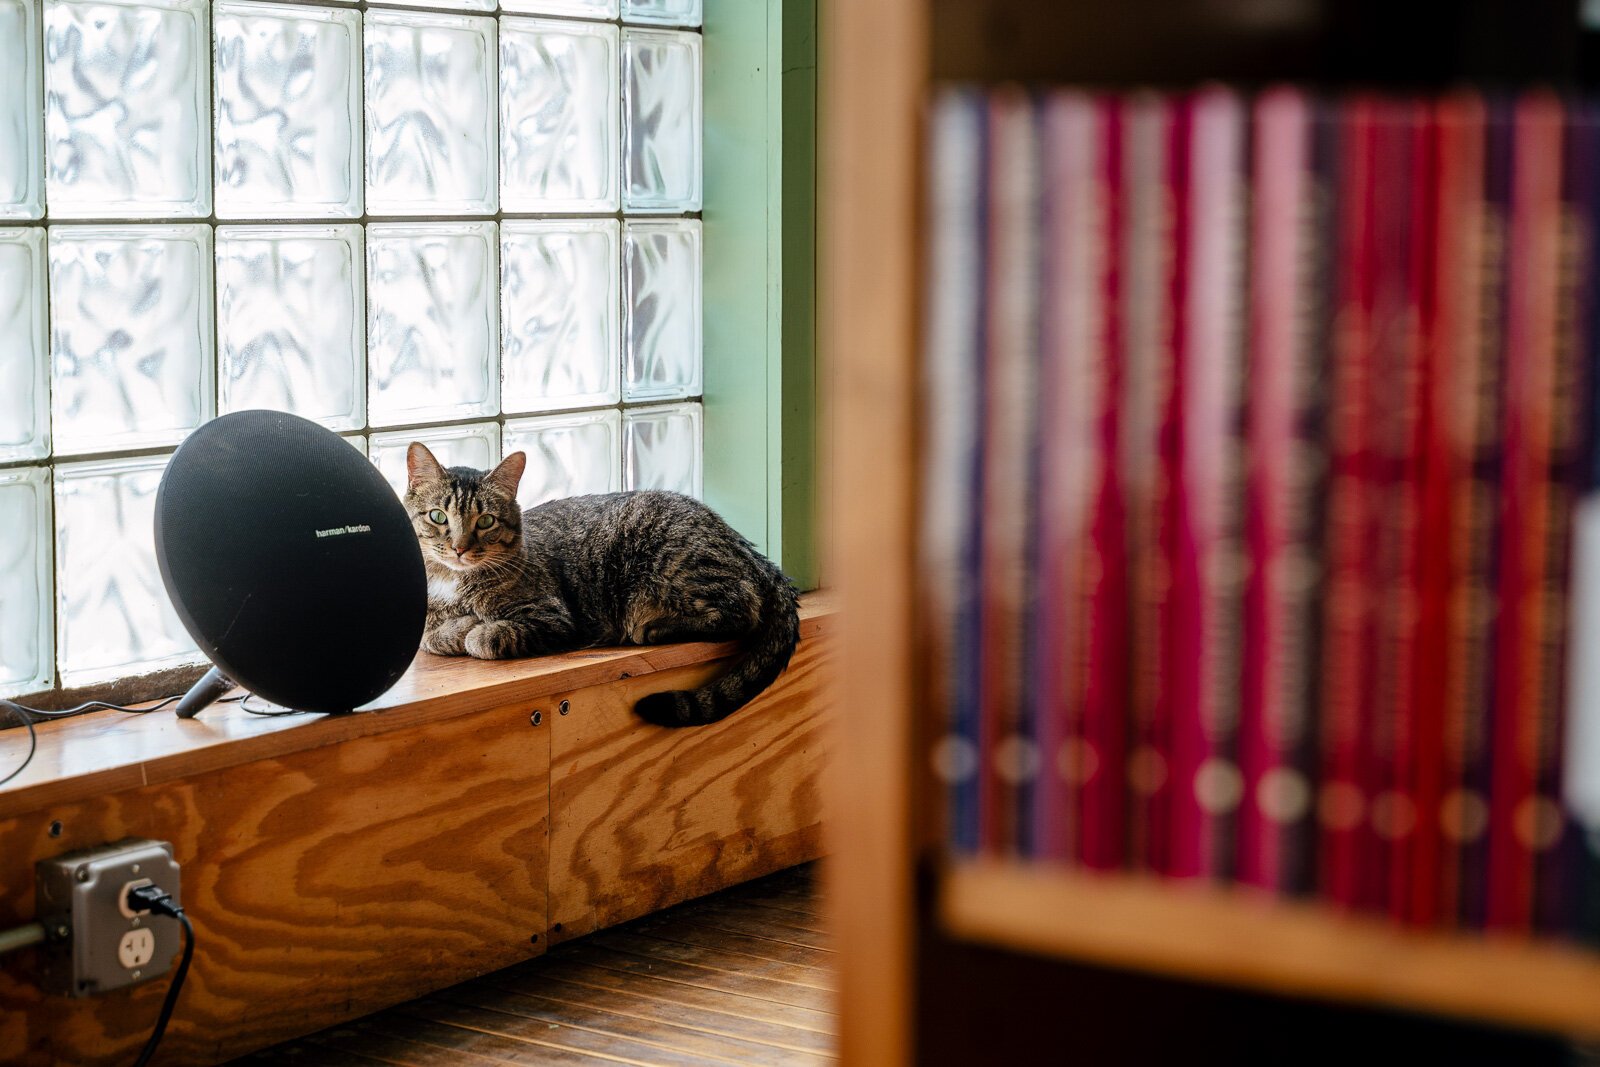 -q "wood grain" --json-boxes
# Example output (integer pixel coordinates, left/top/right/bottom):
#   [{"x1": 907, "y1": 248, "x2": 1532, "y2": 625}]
[
  {"x1": 628, "y1": 914, "x2": 835, "y2": 971},
  {"x1": 491, "y1": 971, "x2": 835, "y2": 1056},
  {"x1": 437, "y1": 979, "x2": 833, "y2": 1067},
  {"x1": 588, "y1": 929, "x2": 836, "y2": 991},
  {"x1": 943, "y1": 861, "x2": 1600, "y2": 1040},
  {"x1": 0, "y1": 699, "x2": 550, "y2": 1066},
  {"x1": 818, "y1": 0, "x2": 924, "y2": 1064},
  {"x1": 0, "y1": 594, "x2": 836, "y2": 820},
  {"x1": 546, "y1": 630, "x2": 831, "y2": 945},
  {"x1": 549, "y1": 942, "x2": 836, "y2": 1014}
]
